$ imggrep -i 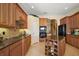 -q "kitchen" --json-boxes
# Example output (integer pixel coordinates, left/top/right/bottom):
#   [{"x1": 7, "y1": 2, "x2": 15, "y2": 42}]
[{"x1": 0, "y1": 3, "x2": 79, "y2": 56}]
